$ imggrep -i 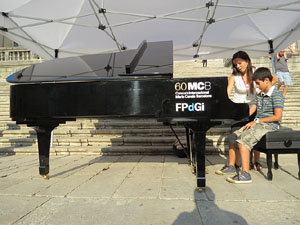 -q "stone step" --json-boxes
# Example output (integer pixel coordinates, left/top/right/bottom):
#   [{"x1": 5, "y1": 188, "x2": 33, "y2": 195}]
[
  {"x1": 94, "y1": 120, "x2": 166, "y2": 128},
  {"x1": 0, "y1": 137, "x2": 36, "y2": 147},
  {"x1": 0, "y1": 122, "x2": 21, "y2": 130},
  {"x1": 53, "y1": 136, "x2": 178, "y2": 147},
  {"x1": 91, "y1": 127, "x2": 185, "y2": 136},
  {"x1": 0, "y1": 117, "x2": 12, "y2": 121},
  {"x1": 281, "y1": 120, "x2": 300, "y2": 126},
  {"x1": 0, "y1": 112, "x2": 9, "y2": 116},
  {"x1": 0, "y1": 128, "x2": 231, "y2": 145},
  {"x1": 0, "y1": 145, "x2": 174, "y2": 155},
  {"x1": 283, "y1": 112, "x2": 300, "y2": 116},
  {"x1": 0, "y1": 144, "x2": 224, "y2": 155}
]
